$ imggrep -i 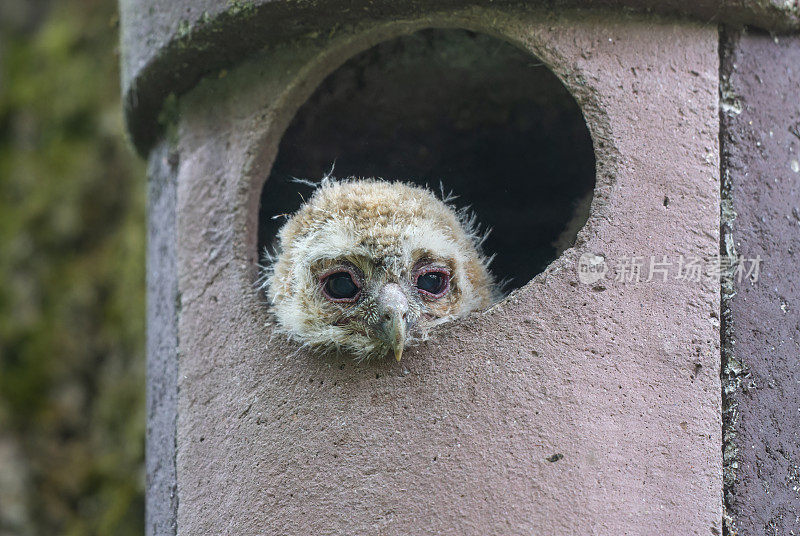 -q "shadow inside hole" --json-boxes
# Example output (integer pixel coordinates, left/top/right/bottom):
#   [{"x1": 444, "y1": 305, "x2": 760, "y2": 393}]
[{"x1": 259, "y1": 29, "x2": 595, "y2": 290}]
